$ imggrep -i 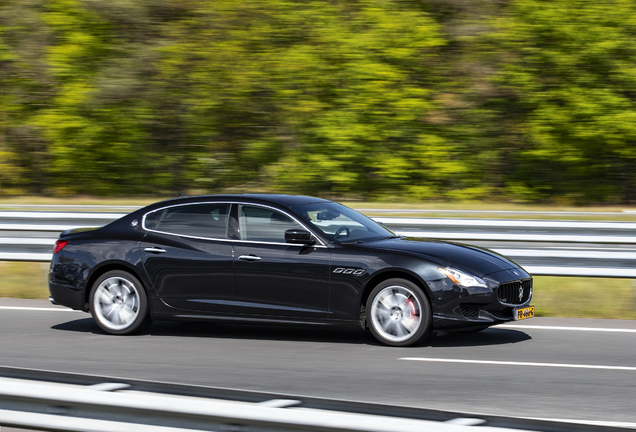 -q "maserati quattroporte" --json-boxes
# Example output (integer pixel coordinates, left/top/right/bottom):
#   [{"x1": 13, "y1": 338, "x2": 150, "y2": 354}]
[{"x1": 49, "y1": 194, "x2": 533, "y2": 346}]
